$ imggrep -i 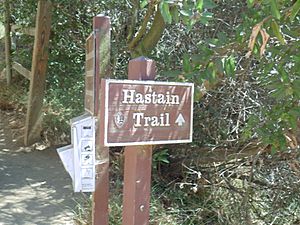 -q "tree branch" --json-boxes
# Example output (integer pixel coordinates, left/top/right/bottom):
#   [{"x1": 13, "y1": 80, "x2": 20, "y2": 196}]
[
  {"x1": 128, "y1": 3, "x2": 156, "y2": 50},
  {"x1": 126, "y1": 0, "x2": 139, "y2": 42},
  {"x1": 131, "y1": 8, "x2": 166, "y2": 57}
]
